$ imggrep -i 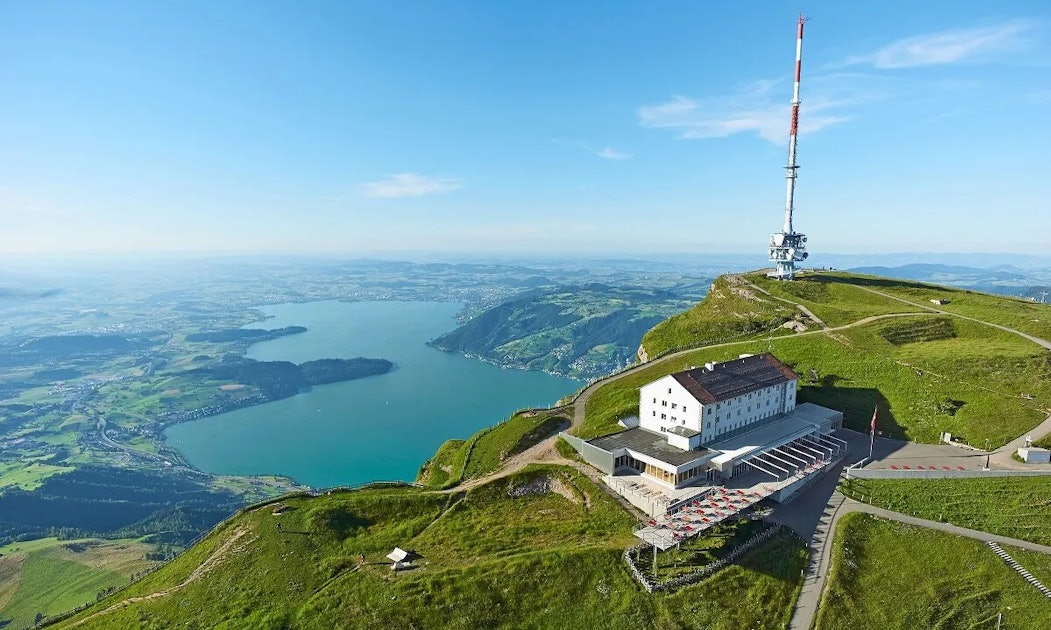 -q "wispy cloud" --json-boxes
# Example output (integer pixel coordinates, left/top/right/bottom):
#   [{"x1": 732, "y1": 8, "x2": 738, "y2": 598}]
[
  {"x1": 637, "y1": 80, "x2": 861, "y2": 144},
  {"x1": 554, "y1": 139, "x2": 634, "y2": 160},
  {"x1": 845, "y1": 20, "x2": 1033, "y2": 69},
  {"x1": 596, "y1": 147, "x2": 633, "y2": 160},
  {"x1": 360, "y1": 173, "x2": 462, "y2": 198}
]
